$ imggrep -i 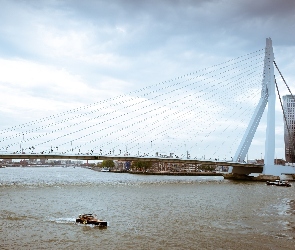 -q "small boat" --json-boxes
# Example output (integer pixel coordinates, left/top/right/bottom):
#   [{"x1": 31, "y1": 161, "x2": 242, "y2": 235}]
[
  {"x1": 76, "y1": 214, "x2": 107, "y2": 227},
  {"x1": 266, "y1": 180, "x2": 292, "y2": 187},
  {"x1": 101, "y1": 168, "x2": 110, "y2": 172}
]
